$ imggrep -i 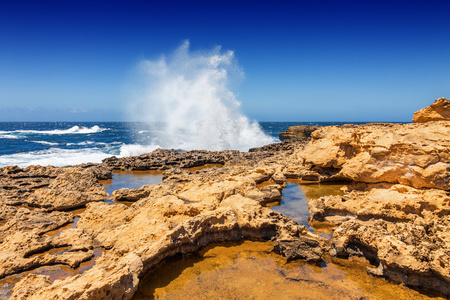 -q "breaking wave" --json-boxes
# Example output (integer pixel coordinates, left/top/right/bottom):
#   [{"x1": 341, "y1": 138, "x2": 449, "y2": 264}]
[
  {"x1": 0, "y1": 142, "x2": 160, "y2": 168},
  {"x1": 2, "y1": 125, "x2": 107, "y2": 136},
  {"x1": 127, "y1": 41, "x2": 276, "y2": 152},
  {"x1": 31, "y1": 141, "x2": 59, "y2": 146},
  {"x1": 0, "y1": 148, "x2": 113, "y2": 167}
]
